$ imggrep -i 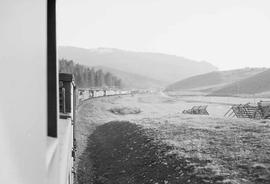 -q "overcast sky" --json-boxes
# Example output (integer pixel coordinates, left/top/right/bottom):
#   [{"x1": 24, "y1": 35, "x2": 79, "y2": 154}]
[{"x1": 57, "y1": 0, "x2": 270, "y2": 70}]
